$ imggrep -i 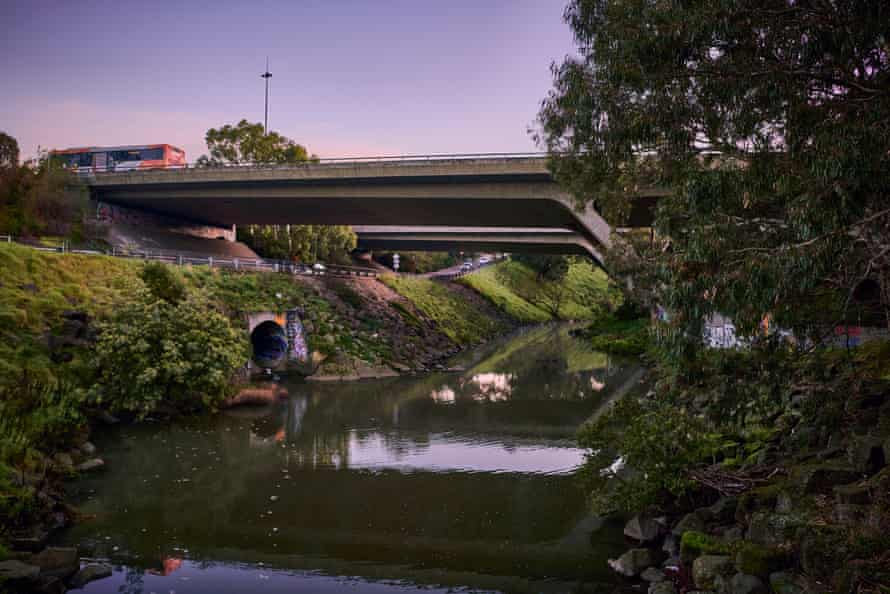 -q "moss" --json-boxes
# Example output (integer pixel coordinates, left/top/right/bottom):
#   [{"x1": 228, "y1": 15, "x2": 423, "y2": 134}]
[
  {"x1": 680, "y1": 530, "x2": 730, "y2": 562},
  {"x1": 734, "y1": 542, "x2": 789, "y2": 577}
]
